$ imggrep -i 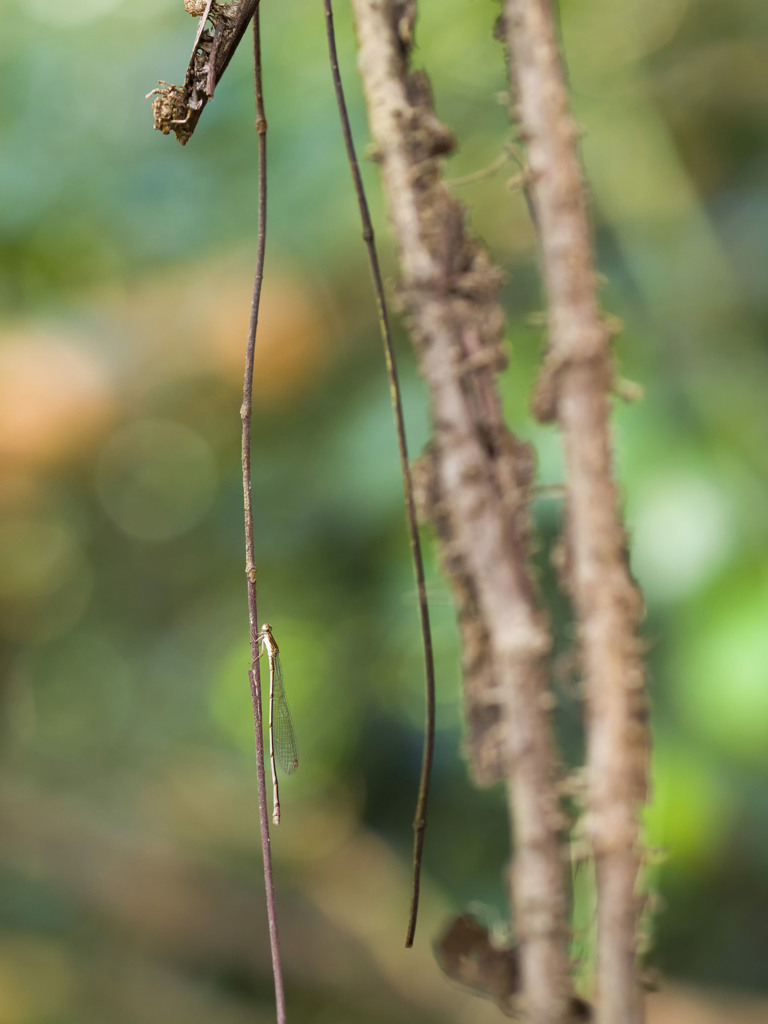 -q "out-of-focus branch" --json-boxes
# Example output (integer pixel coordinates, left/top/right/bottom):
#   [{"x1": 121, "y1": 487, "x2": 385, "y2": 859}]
[
  {"x1": 148, "y1": 0, "x2": 261, "y2": 145},
  {"x1": 350, "y1": 2, "x2": 573, "y2": 1020},
  {"x1": 435, "y1": 913, "x2": 593, "y2": 1021},
  {"x1": 501, "y1": 4, "x2": 649, "y2": 1023}
]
